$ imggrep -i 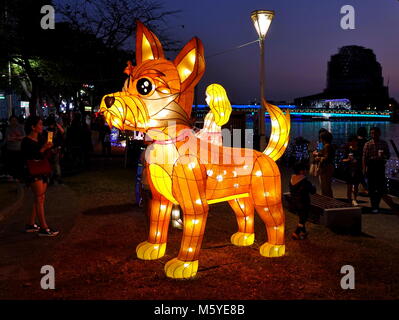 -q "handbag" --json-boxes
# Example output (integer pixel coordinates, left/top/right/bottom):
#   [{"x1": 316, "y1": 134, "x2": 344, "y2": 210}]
[{"x1": 26, "y1": 159, "x2": 52, "y2": 176}]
